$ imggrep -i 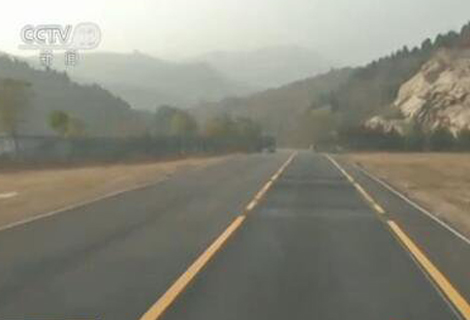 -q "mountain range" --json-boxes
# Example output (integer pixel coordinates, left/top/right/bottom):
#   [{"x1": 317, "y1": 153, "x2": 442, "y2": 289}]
[
  {"x1": 192, "y1": 45, "x2": 331, "y2": 88},
  {"x1": 30, "y1": 51, "x2": 254, "y2": 110},
  {"x1": 24, "y1": 46, "x2": 330, "y2": 111}
]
